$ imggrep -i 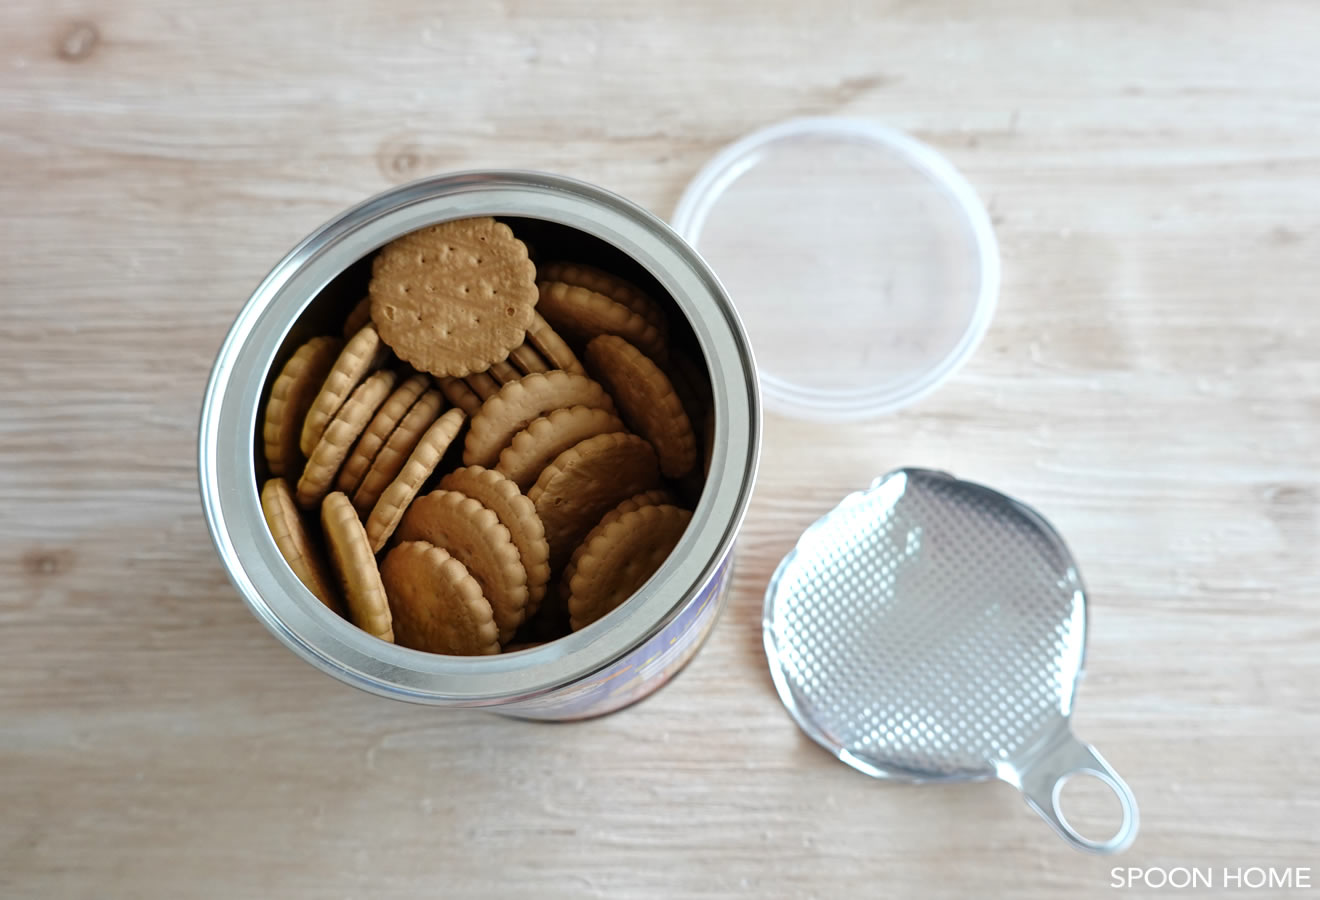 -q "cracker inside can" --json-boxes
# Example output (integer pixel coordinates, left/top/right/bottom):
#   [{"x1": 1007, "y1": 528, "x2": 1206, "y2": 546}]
[{"x1": 199, "y1": 171, "x2": 760, "y2": 718}]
